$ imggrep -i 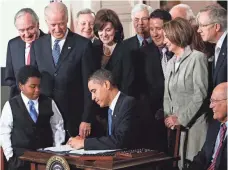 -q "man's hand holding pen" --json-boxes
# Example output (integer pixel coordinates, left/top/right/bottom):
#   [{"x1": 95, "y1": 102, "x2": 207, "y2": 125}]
[{"x1": 67, "y1": 136, "x2": 84, "y2": 149}]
